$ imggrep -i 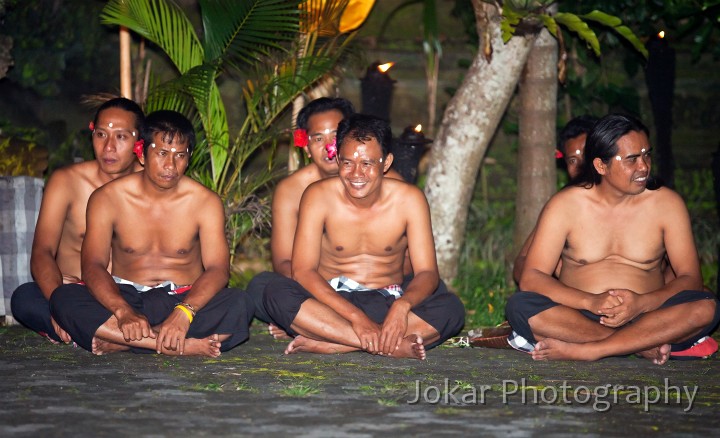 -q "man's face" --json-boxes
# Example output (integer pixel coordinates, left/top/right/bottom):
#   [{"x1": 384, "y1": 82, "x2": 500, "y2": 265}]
[
  {"x1": 599, "y1": 130, "x2": 651, "y2": 195},
  {"x1": 337, "y1": 137, "x2": 391, "y2": 200},
  {"x1": 141, "y1": 132, "x2": 190, "y2": 190},
  {"x1": 563, "y1": 133, "x2": 586, "y2": 180},
  {"x1": 305, "y1": 110, "x2": 344, "y2": 177},
  {"x1": 92, "y1": 107, "x2": 139, "y2": 175}
]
